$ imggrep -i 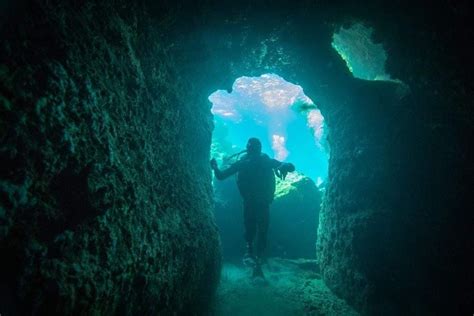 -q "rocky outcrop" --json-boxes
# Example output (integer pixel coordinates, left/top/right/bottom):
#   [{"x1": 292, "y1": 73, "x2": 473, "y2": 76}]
[
  {"x1": 0, "y1": 1, "x2": 220, "y2": 314},
  {"x1": 269, "y1": 173, "x2": 321, "y2": 259}
]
